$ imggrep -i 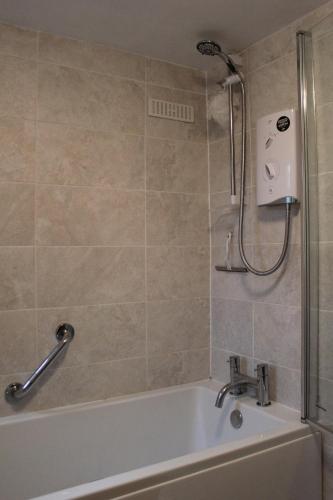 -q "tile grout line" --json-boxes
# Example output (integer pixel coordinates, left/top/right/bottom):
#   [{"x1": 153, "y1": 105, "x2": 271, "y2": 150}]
[
  {"x1": 212, "y1": 346, "x2": 302, "y2": 375},
  {"x1": 1, "y1": 115, "x2": 207, "y2": 147},
  {"x1": 33, "y1": 32, "x2": 40, "y2": 382},
  {"x1": 0, "y1": 348, "x2": 211, "y2": 378},
  {"x1": 0, "y1": 21, "x2": 208, "y2": 75},
  {"x1": 247, "y1": 68, "x2": 255, "y2": 367},
  {"x1": 37, "y1": 59, "x2": 206, "y2": 97},
  {"x1": 0, "y1": 297, "x2": 212, "y2": 316},
  {"x1": 0, "y1": 47, "x2": 205, "y2": 96},
  {"x1": 0, "y1": 180, "x2": 210, "y2": 197},
  {"x1": 144, "y1": 57, "x2": 149, "y2": 390}
]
